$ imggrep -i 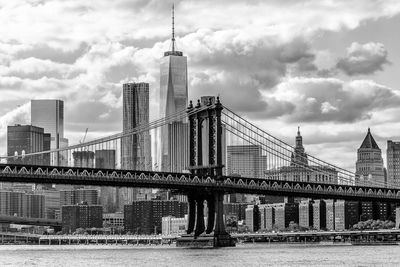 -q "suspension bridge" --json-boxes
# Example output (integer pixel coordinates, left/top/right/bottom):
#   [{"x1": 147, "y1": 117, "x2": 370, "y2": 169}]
[{"x1": 0, "y1": 96, "x2": 399, "y2": 247}]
